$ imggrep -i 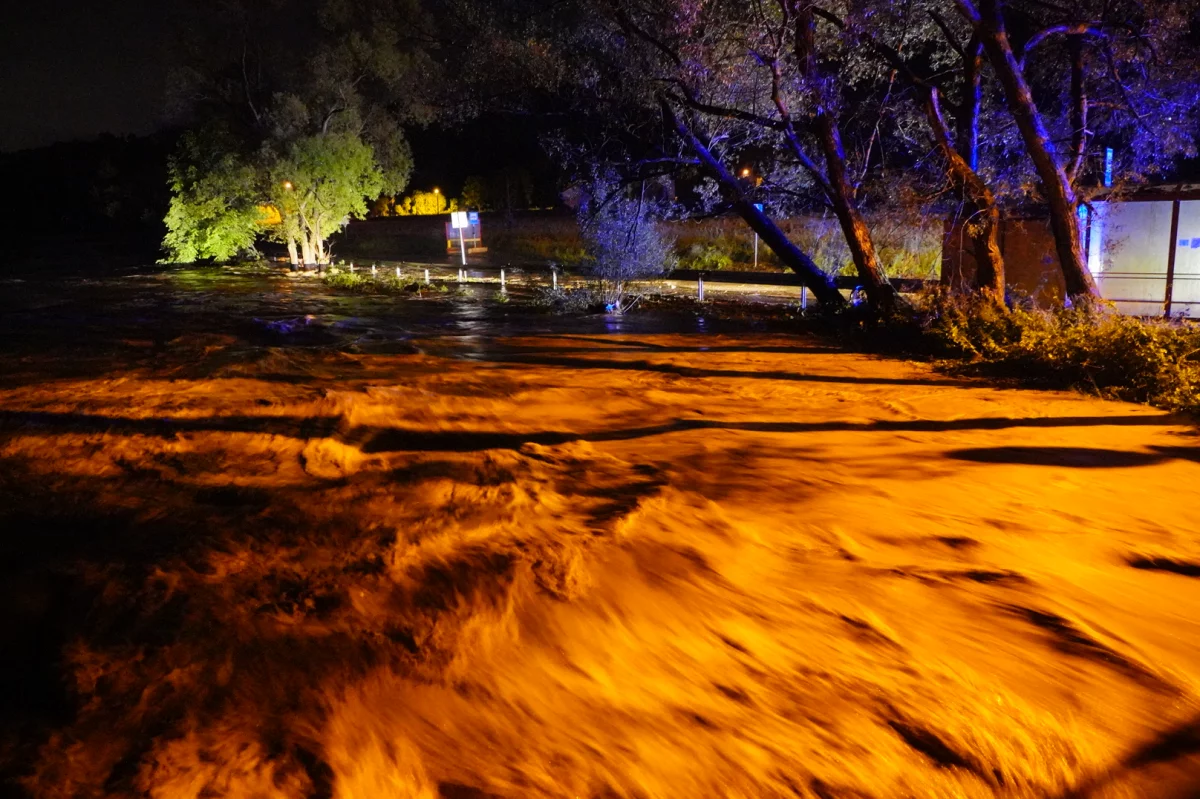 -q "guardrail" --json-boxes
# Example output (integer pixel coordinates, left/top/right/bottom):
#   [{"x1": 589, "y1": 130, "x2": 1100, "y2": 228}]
[{"x1": 319, "y1": 260, "x2": 934, "y2": 294}]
